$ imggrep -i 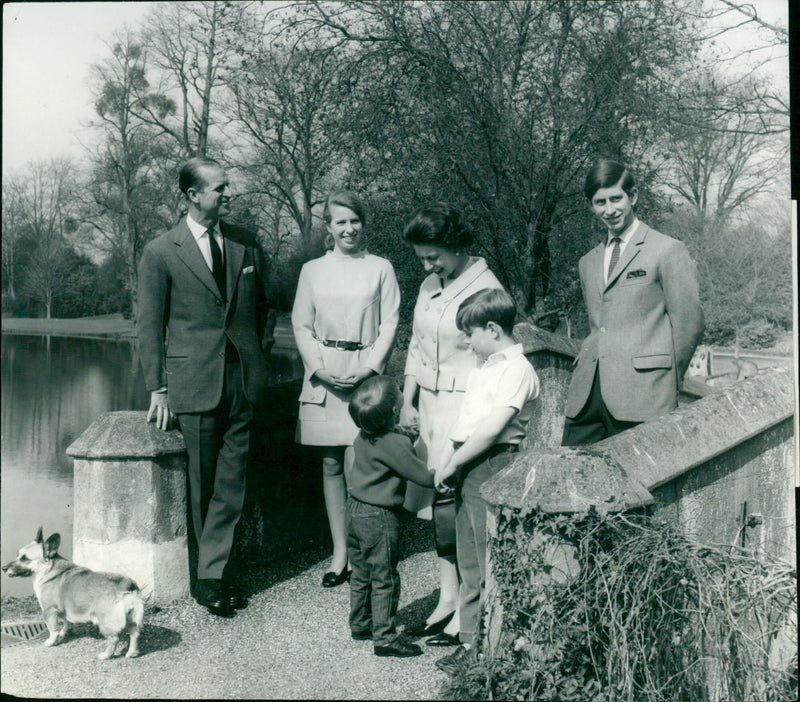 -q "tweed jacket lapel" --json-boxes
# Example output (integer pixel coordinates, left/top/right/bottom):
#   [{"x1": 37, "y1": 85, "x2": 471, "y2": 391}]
[
  {"x1": 172, "y1": 219, "x2": 221, "y2": 297},
  {"x1": 604, "y1": 224, "x2": 646, "y2": 291},
  {"x1": 584, "y1": 243, "x2": 606, "y2": 299}
]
